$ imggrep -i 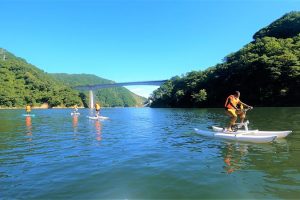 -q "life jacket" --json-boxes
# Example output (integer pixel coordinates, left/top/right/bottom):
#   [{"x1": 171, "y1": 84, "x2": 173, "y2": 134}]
[
  {"x1": 95, "y1": 104, "x2": 100, "y2": 110},
  {"x1": 26, "y1": 105, "x2": 31, "y2": 112},
  {"x1": 236, "y1": 103, "x2": 244, "y2": 110},
  {"x1": 225, "y1": 95, "x2": 240, "y2": 110}
]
